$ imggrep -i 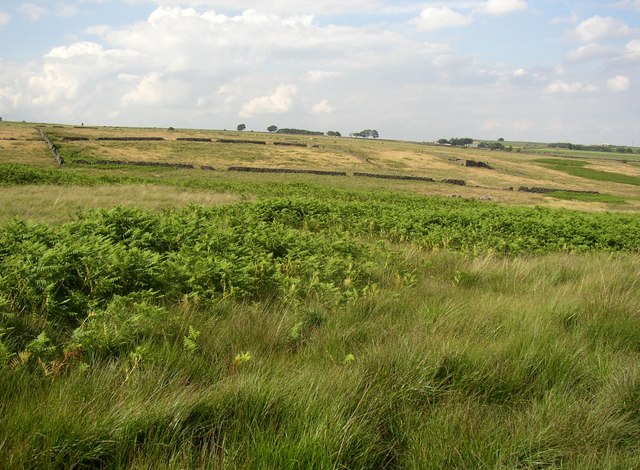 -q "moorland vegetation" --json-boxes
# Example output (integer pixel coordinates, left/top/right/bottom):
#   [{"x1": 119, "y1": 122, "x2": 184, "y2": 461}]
[{"x1": 0, "y1": 121, "x2": 639, "y2": 468}]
